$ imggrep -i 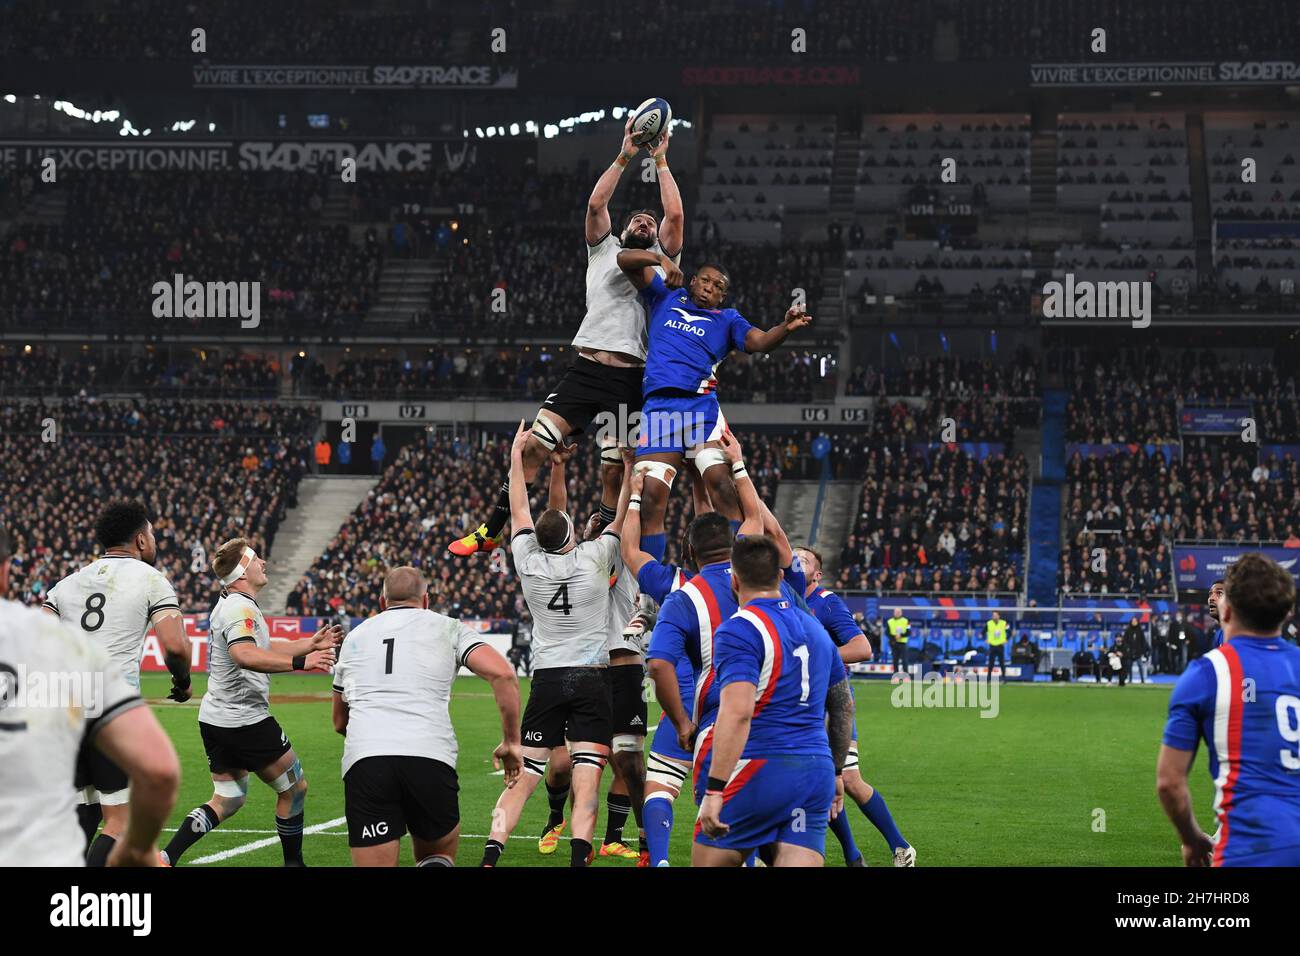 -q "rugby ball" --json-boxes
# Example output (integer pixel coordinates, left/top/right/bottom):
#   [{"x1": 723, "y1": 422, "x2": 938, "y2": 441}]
[{"x1": 630, "y1": 97, "x2": 672, "y2": 147}]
